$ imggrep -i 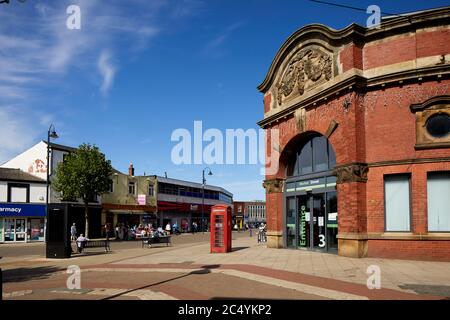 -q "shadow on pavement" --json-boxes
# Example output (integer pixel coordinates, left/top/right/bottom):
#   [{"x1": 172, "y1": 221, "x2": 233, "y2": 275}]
[
  {"x1": 101, "y1": 264, "x2": 223, "y2": 300},
  {"x1": 2, "y1": 266, "x2": 63, "y2": 283},
  {"x1": 399, "y1": 284, "x2": 450, "y2": 298},
  {"x1": 232, "y1": 246, "x2": 250, "y2": 252}
]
